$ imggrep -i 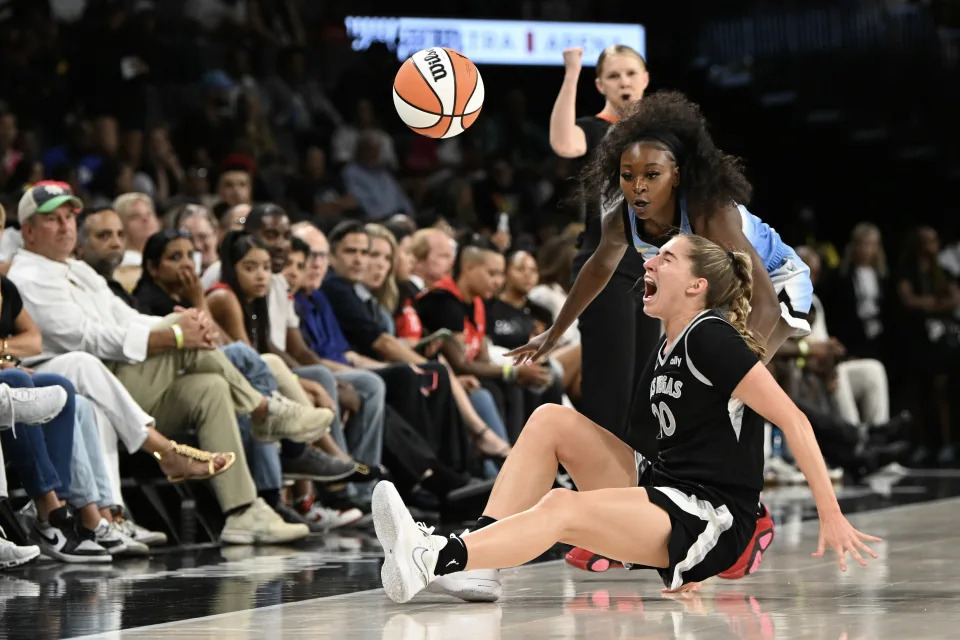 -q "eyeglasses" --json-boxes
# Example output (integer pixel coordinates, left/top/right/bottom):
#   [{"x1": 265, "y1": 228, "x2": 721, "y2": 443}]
[{"x1": 309, "y1": 251, "x2": 329, "y2": 260}]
